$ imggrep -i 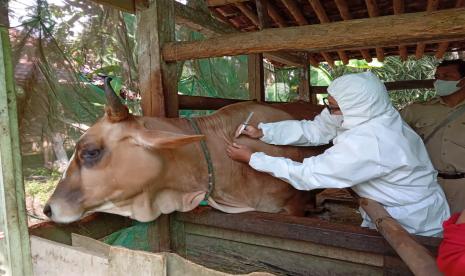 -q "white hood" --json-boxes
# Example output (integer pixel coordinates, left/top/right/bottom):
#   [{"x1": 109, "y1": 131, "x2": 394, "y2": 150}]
[{"x1": 328, "y1": 71, "x2": 396, "y2": 129}]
